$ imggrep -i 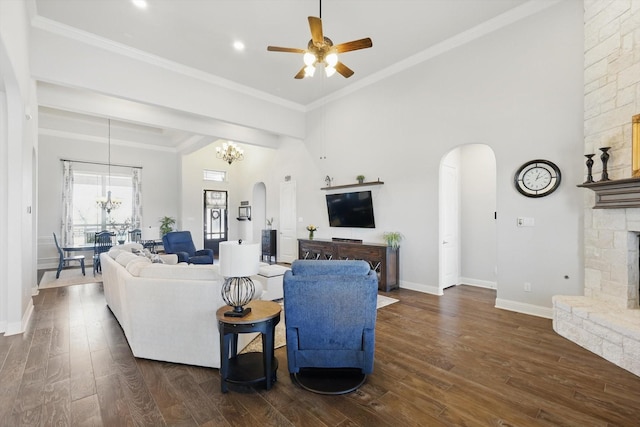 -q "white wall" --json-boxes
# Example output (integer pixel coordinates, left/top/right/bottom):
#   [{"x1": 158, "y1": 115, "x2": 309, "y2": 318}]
[
  {"x1": 37, "y1": 132, "x2": 179, "y2": 268},
  {"x1": 25, "y1": 0, "x2": 585, "y2": 320},
  {"x1": 256, "y1": 0, "x2": 584, "y2": 314},
  {"x1": 0, "y1": 0, "x2": 37, "y2": 334},
  {"x1": 180, "y1": 141, "x2": 279, "y2": 249}
]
